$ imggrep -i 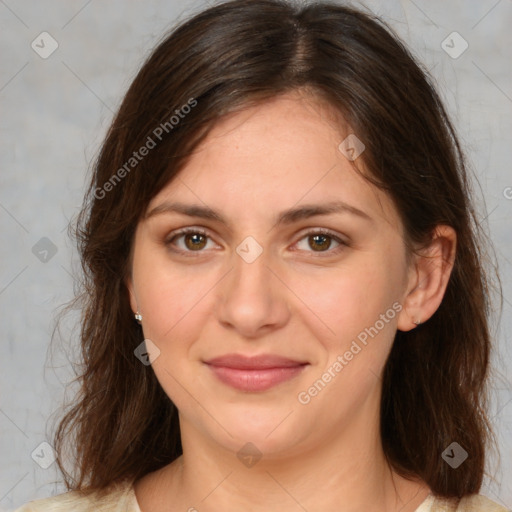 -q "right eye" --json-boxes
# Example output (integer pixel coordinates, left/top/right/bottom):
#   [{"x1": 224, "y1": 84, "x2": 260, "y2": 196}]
[{"x1": 165, "y1": 227, "x2": 219, "y2": 254}]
